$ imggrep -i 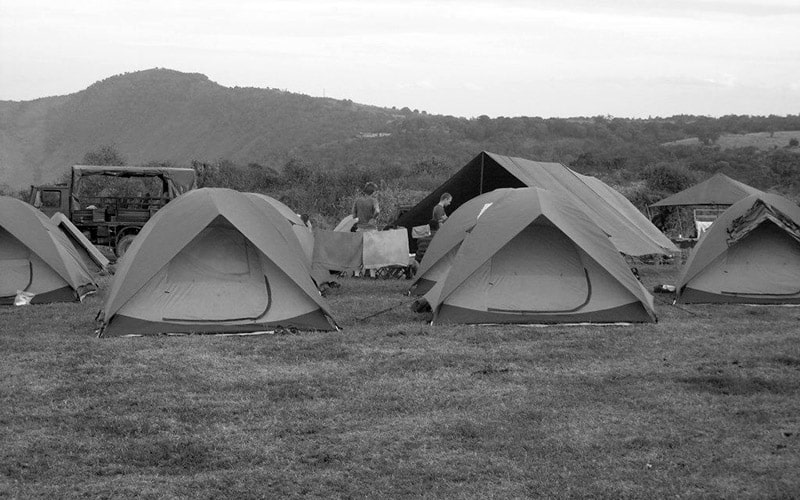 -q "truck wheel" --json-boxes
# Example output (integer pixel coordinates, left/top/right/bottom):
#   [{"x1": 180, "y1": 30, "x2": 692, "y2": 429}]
[{"x1": 115, "y1": 234, "x2": 138, "y2": 258}]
